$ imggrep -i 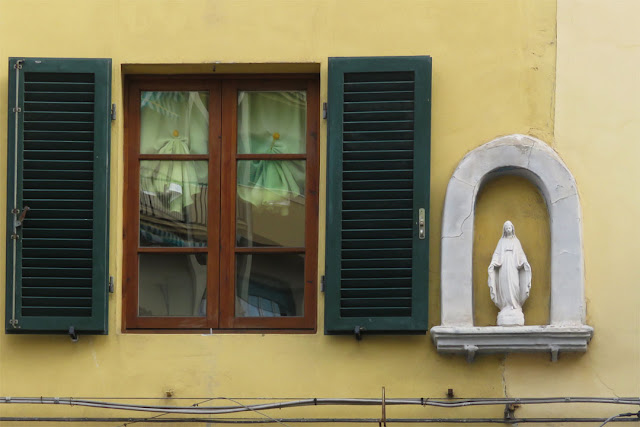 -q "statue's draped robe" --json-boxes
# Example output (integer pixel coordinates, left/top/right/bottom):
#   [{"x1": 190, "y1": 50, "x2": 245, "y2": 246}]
[{"x1": 488, "y1": 236, "x2": 531, "y2": 310}]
